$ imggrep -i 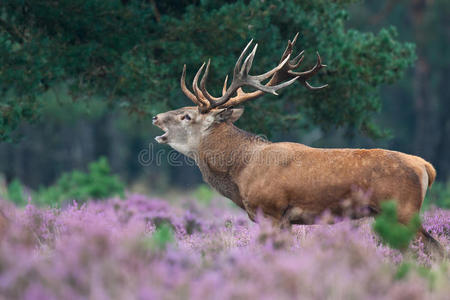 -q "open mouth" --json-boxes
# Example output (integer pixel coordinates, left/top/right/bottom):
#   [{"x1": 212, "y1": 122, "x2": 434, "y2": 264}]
[
  {"x1": 155, "y1": 131, "x2": 169, "y2": 143},
  {"x1": 153, "y1": 122, "x2": 169, "y2": 144}
]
